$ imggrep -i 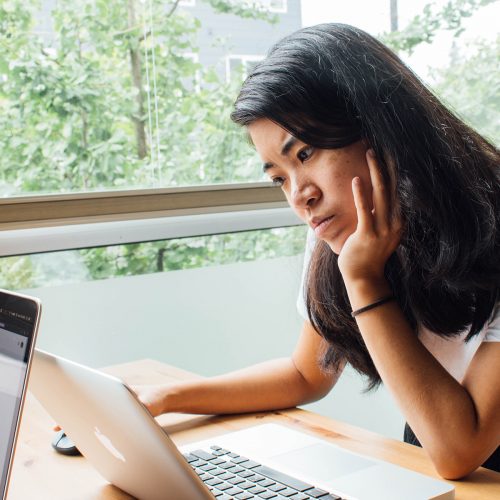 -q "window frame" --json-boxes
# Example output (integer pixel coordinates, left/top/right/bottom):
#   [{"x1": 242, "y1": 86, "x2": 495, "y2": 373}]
[
  {"x1": 180, "y1": 51, "x2": 201, "y2": 93},
  {"x1": 0, "y1": 182, "x2": 287, "y2": 231},
  {"x1": 0, "y1": 206, "x2": 301, "y2": 256},
  {"x1": 0, "y1": 0, "x2": 303, "y2": 259}
]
